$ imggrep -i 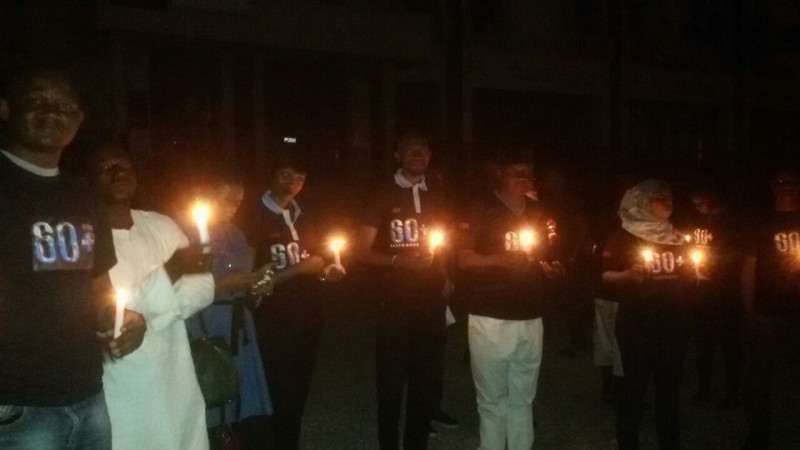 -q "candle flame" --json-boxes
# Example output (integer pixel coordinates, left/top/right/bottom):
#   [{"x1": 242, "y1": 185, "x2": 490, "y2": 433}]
[
  {"x1": 429, "y1": 230, "x2": 445, "y2": 252},
  {"x1": 641, "y1": 249, "x2": 654, "y2": 263},
  {"x1": 192, "y1": 202, "x2": 211, "y2": 225},
  {"x1": 691, "y1": 250, "x2": 704, "y2": 265},
  {"x1": 519, "y1": 229, "x2": 536, "y2": 249},
  {"x1": 329, "y1": 238, "x2": 346, "y2": 252},
  {"x1": 684, "y1": 234, "x2": 692, "y2": 243}
]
